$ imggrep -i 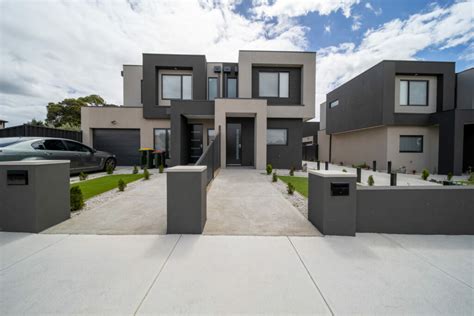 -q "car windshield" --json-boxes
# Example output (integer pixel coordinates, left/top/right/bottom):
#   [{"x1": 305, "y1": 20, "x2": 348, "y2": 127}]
[{"x1": 0, "y1": 138, "x2": 23, "y2": 148}]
